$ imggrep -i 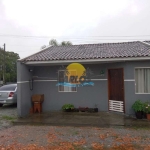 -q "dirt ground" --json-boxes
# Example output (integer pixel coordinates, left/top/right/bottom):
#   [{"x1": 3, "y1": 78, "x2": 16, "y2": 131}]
[
  {"x1": 0, "y1": 125, "x2": 150, "y2": 149},
  {"x1": 1, "y1": 106, "x2": 150, "y2": 149}
]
